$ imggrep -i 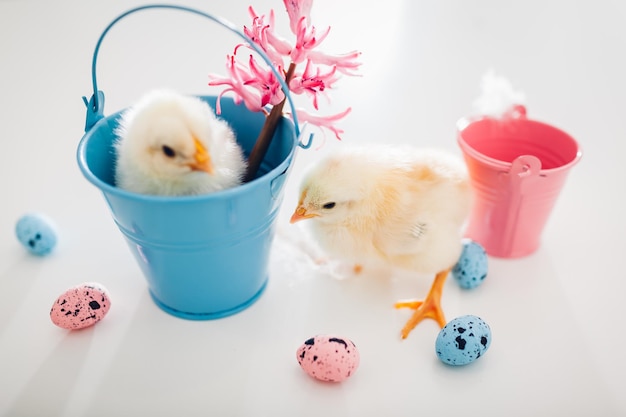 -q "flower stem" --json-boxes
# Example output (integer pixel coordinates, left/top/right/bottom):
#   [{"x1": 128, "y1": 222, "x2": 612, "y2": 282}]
[{"x1": 244, "y1": 62, "x2": 297, "y2": 183}]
